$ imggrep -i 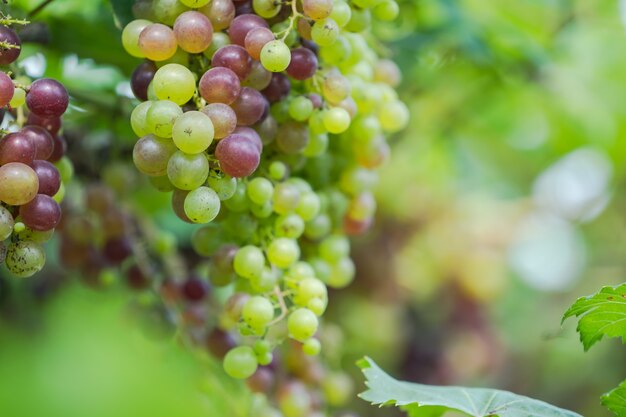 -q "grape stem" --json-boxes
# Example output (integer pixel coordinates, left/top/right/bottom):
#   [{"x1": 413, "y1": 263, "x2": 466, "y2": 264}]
[
  {"x1": 0, "y1": 14, "x2": 29, "y2": 26},
  {"x1": 269, "y1": 285, "x2": 289, "y2": 325},
  {"x1": 277, "y1": 1, "x2": 303, "y2": 41},
  {"x1": 29, "y1": 0, "x2": 57, "y2": 18},
  {"x1": 0, "y1": 41, "x2": 19, "y2": 50}
]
